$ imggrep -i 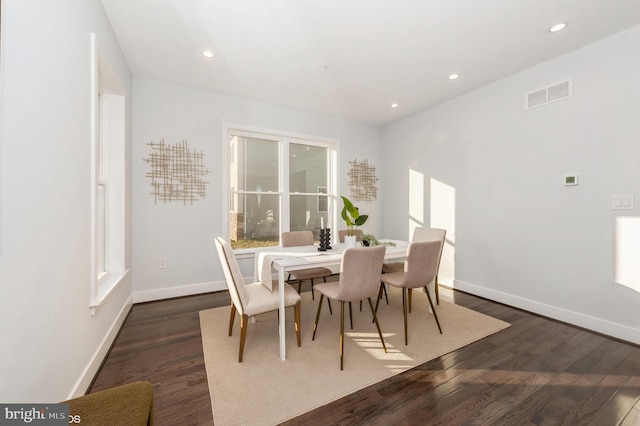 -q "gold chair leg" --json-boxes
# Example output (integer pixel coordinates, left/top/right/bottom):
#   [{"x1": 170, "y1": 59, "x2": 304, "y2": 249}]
[
  {"x1": 424, "y1": 286, "x2": 442, "y2": 334},
  {"x1": 312, "y1": 294, "x2": 324, "y2": 340},
  {"x1": 229, "y1": 303, "x2": 236, "y2": 336},
  {"x1": 374, "y1": 283, "x2": 384, "y2": 316},
  {"x1": 239, "y1": 314, "x2": 248, "y2": 362},
  {"x1": 376, "y1": 283, "x2": 389, "y2": 305},
  {"x1": 435, "y1": 275, "x2": 440, "y2": 305},
  {"x1": 294, "y1": 301, "x2": 301, "y2": 347},
  {"x1": 348, "y1": 302, "x2": 353, "y2": 329},
  {"x1": 402, "y1": 289, "x2": 409, "y2": 345},
  {"x1": 368, "y1": 298, "x2": 387, "y2": 353},
  {"x1": 371, "y1": 282, "x2": 384, "y2": 322},
  {"x1": 324, "y1": 277, "x2": 333, "y2": 315},
  {"x1": 340, "y1": 301, "x2": 345, "y2": 370},
  {"x1": 408, "y1": 288, "x2": 413, "y2": 313}
]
